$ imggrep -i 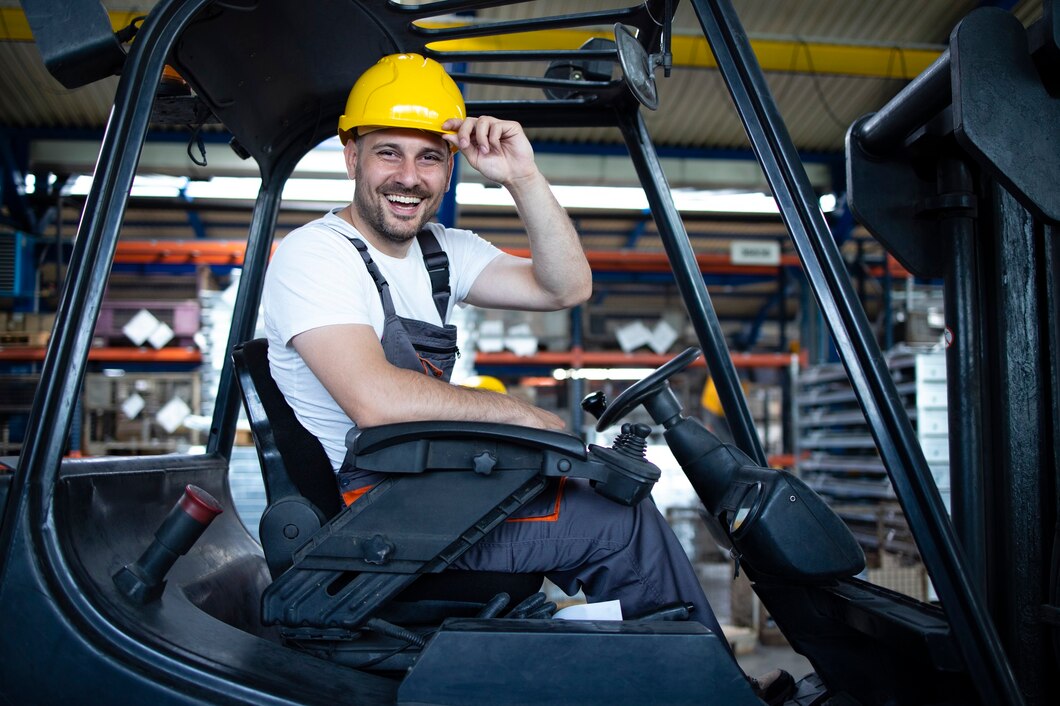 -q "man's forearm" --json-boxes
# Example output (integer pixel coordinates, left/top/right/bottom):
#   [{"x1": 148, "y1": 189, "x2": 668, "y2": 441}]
[
  {"x1": 352, "y1": 365, "x2": 563, "y2": 429},
  {"x1": 506, "y1": 169, "x2": 592, "y2": 307},
  {"x1": 296, "y1": 325, "x2": 565, "y2": 433}
]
